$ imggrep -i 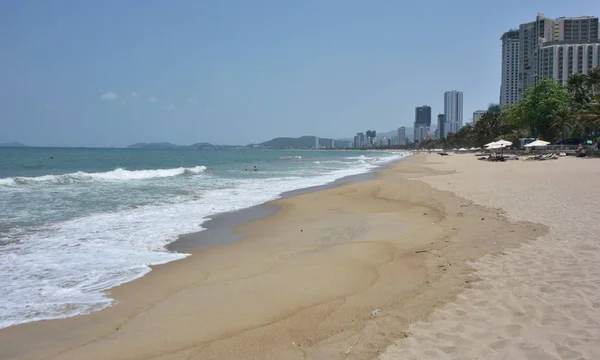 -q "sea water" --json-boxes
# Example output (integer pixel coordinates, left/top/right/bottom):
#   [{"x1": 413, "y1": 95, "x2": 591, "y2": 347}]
[{"x1": 0, "y1": 147, "x2": 407, "y2": 328}]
